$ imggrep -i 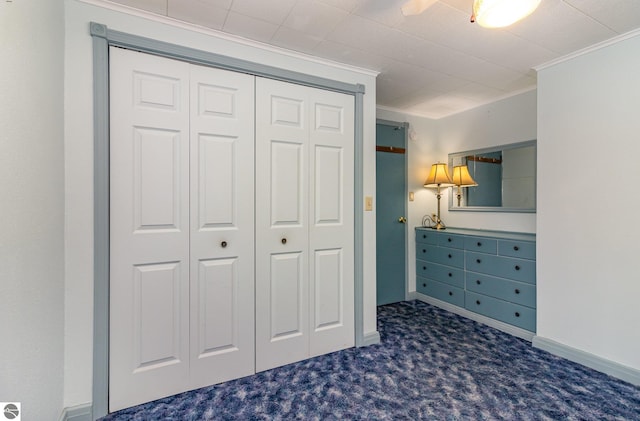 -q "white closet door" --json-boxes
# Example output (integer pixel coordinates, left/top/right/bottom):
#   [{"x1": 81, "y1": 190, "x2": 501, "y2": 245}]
[
  {"x1": 255, "y1": 78, "x2": 310, "y2": 371},
  {"x1": 109, "y1": 47, "x2": 191, "y2": 411},
  {"x1": 110, "y1": 48, "x2": 256, "y2": 411},
  {"x1": 188, "y1": 64, "x2": 255, "y2": 388},
  {"x1": 255, "y1": 78, "x2": 355, "y2": 372},
  {"x1": 308, "y1": 88, "x2": 355, "y2": 357}
]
